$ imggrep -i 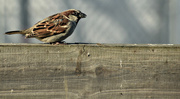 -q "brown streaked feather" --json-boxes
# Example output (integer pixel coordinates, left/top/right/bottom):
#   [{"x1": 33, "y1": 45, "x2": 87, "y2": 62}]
[{"x1": 27, "y1": 13, "x2": 69, "y2": 38}]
